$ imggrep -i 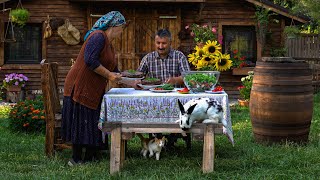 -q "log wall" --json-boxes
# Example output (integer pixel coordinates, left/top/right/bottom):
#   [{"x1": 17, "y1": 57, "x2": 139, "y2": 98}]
[
  {"x1": 0, "y1": 0, "x2": 286, "y2": 99},
  {"x1": 0, "y1": 0, "x2": 87, "y2": 95}
]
